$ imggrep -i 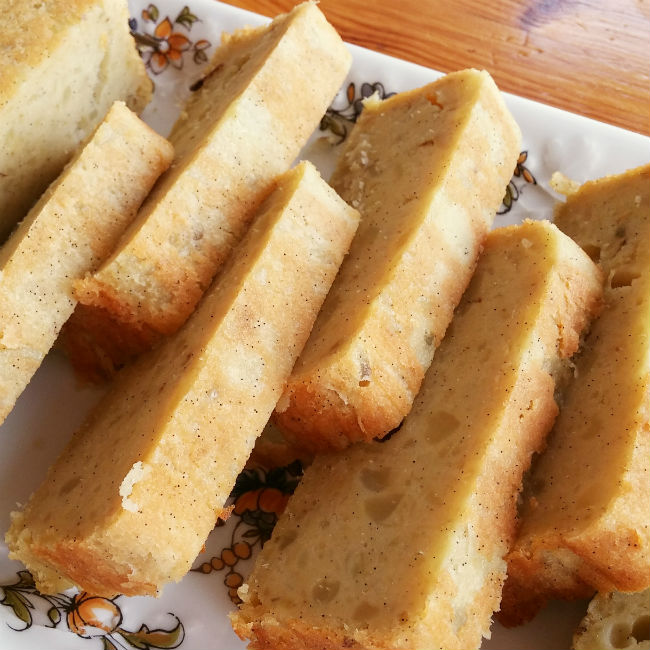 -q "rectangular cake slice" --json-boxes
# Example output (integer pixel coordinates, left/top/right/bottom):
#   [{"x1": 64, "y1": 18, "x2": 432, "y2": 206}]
[
  {"x1": 0, "y1": 0, "x2": 151, "y2": 240},
  {"x1": 500, "y1": 164, "x2": 650, "y2": 625},
  {"x1": 0, "y1": 102, "x2": 173, "y2": 425},
  {"x1": 6, "y1": 161, "x2": 359, "y2": 597},
  {"x1": 273, "y1": 69, "x2": 521, "y2": 452},
  {"x1": 62, "y1": 1, "x2": 352, "y2": 379},
  {"x1": 231, "y1": 220, "x2": 602, "y2": 650}
]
